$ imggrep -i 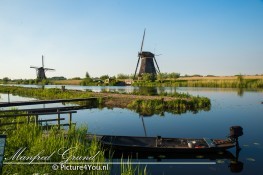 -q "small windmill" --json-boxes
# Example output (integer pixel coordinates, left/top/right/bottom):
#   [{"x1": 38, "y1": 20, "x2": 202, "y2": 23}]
[
  {"x1": 133, "y1": 29, "x2": 161, "y2": 79},
  {"x1": 30, "y1": 55, "x2": 55, "y2": 80}
]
